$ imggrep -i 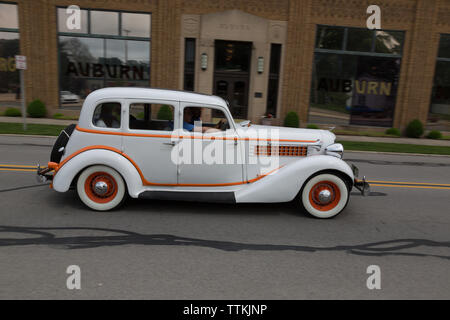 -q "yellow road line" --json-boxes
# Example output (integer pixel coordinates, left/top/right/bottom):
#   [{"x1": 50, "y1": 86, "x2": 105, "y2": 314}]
[
  {"x1": 371, "y1": 184, "x2": 450, "y2": 190},
  {"x1": 367, "y1": 180, "x2": 450, "y2": 187},
  {"x1": 0, "y1": 164, "x2": 37, "y2": 168},
  {"x1": 0, "y1": 168, "x2": 36, "y2": 172}
]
